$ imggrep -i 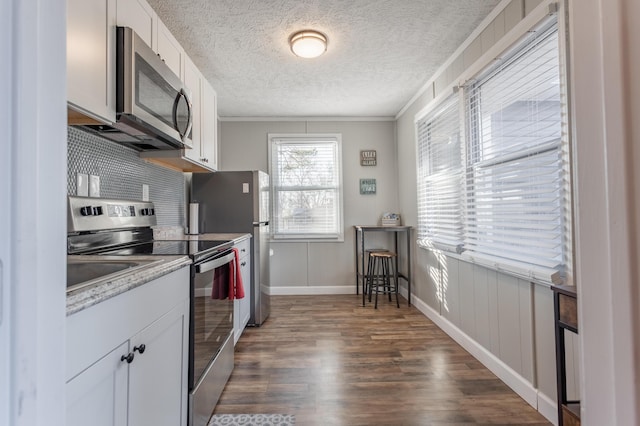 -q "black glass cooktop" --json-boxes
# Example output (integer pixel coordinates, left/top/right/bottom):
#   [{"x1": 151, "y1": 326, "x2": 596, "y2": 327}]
[{"x1": 99, "y1": 240, "x2": 232, "y2": 258}]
